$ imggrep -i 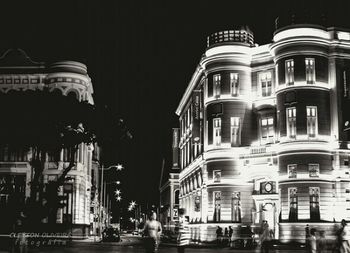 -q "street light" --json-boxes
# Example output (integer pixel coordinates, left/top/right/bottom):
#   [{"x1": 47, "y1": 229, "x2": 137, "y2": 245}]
[{"x1": 99, "y1": 164, "x2": 123, "y2": 239}]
